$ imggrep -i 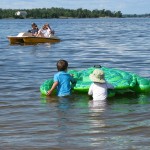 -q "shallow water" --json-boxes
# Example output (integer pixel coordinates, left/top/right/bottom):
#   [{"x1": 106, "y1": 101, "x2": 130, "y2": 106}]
[{"x1": 0, "y1": 18, "x2": 150, "y2": 150}]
